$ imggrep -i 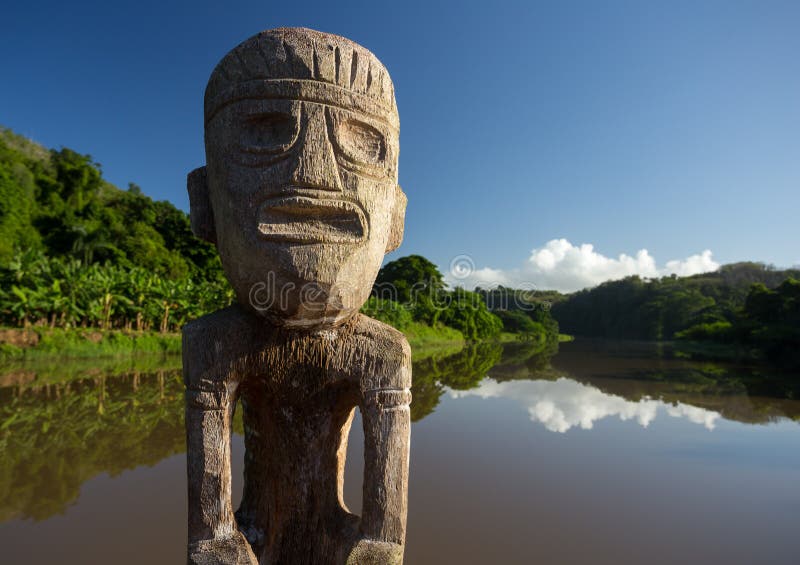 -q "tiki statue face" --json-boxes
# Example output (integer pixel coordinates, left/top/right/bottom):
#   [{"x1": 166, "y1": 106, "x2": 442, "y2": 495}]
[{"x1": 189, "y1": 28, "x2": 405, "y2": 328}]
